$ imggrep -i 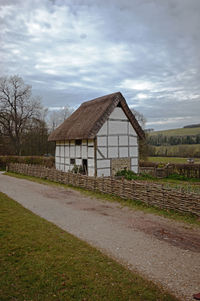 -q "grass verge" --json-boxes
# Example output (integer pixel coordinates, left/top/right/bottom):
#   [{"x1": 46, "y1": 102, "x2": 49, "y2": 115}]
[
  {"x1": 0, "y1": 192, "x2": 178, "y2": 301},
  {"x1": 148, "y1": 156, "x2": 200, "y2": 164},
  {"x1": 5, "y1": 171, "x2": 200, "y2": 227}
]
